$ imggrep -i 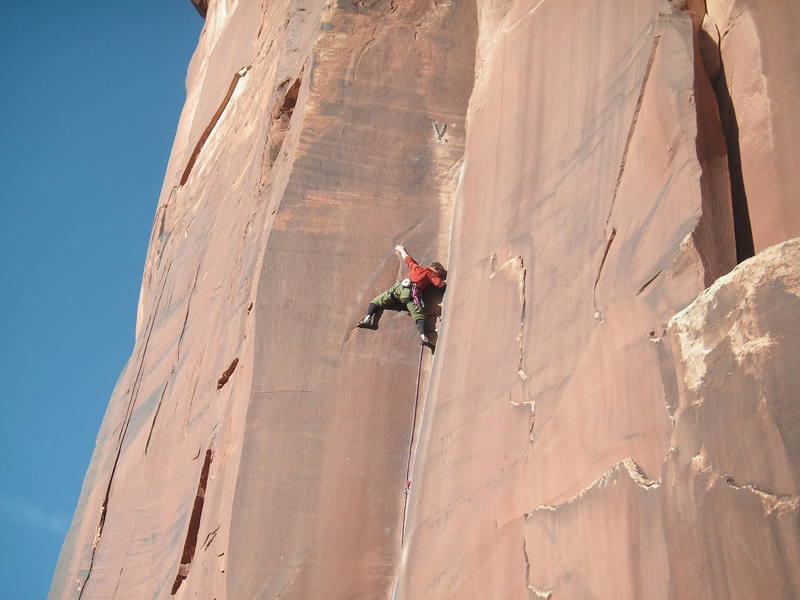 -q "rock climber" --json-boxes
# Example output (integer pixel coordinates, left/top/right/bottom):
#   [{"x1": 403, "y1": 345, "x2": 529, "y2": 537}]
[{"x1": 358, "y1": 245, "x2": 446, "y2": 344}]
